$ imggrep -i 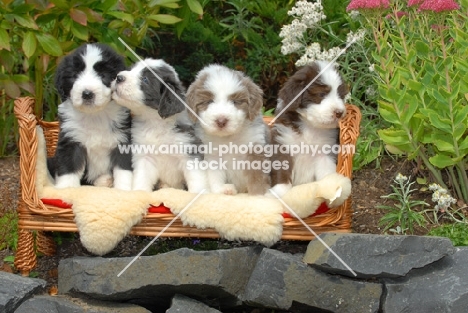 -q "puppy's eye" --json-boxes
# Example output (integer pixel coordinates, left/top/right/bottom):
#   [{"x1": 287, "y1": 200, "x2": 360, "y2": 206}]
[
  {"x1": 142, "y1": 76, "x2": 149, "y2": 85},
  {"x1": 318, "y1": 92, "x2": 328, "y2": 98},
  {"x1": 232, "y1": 99, "x2": 245, "y2": 106},
  {"x1": 196, "y1": 101, "x2": 211, "y2": 109}
]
